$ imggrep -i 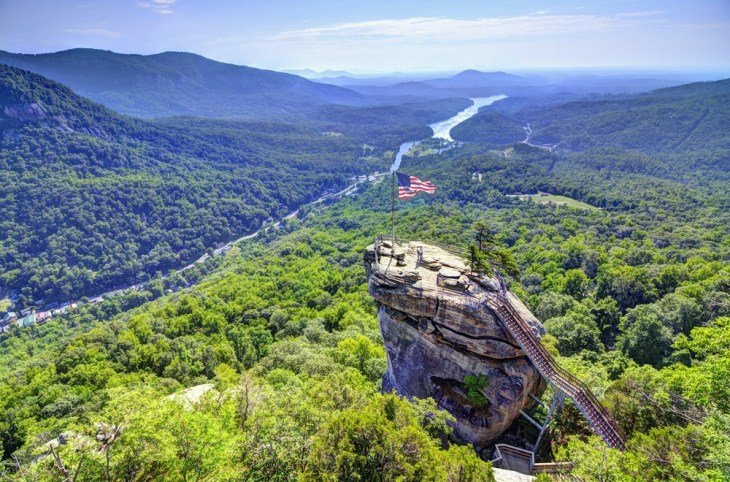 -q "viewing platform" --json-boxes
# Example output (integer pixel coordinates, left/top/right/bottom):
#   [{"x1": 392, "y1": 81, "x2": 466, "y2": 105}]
[{"x1": 365, "y1": 237, "x2": 626, "y2": 458}]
